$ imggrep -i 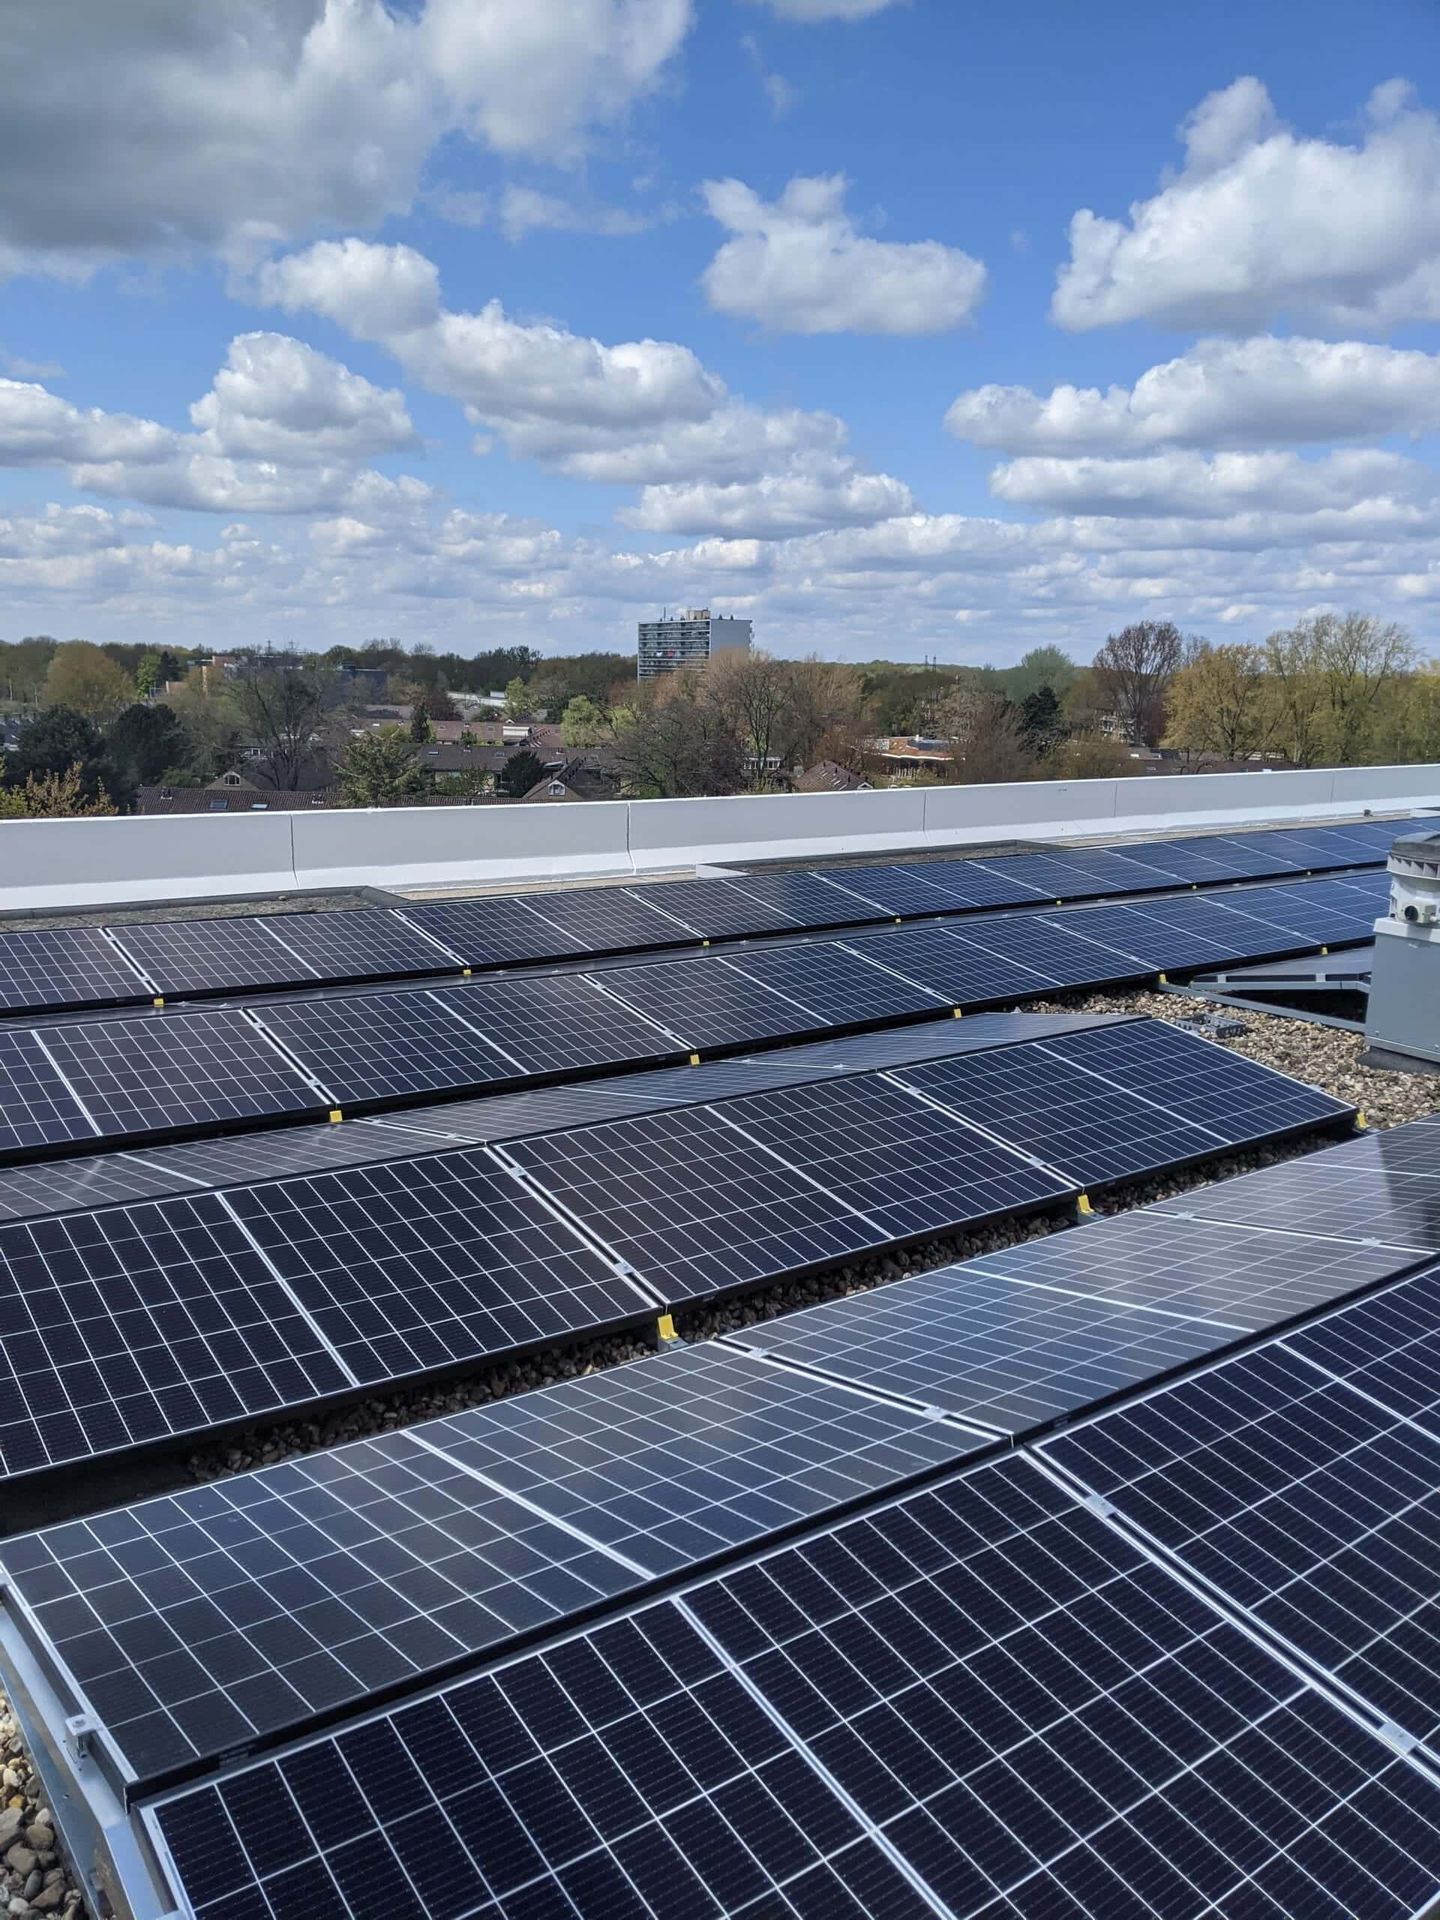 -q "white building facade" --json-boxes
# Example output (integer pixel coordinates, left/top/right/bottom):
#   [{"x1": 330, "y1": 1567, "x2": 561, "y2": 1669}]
[{"x1": 637, "y1": 608, "x2": 752, "y2": 680}]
